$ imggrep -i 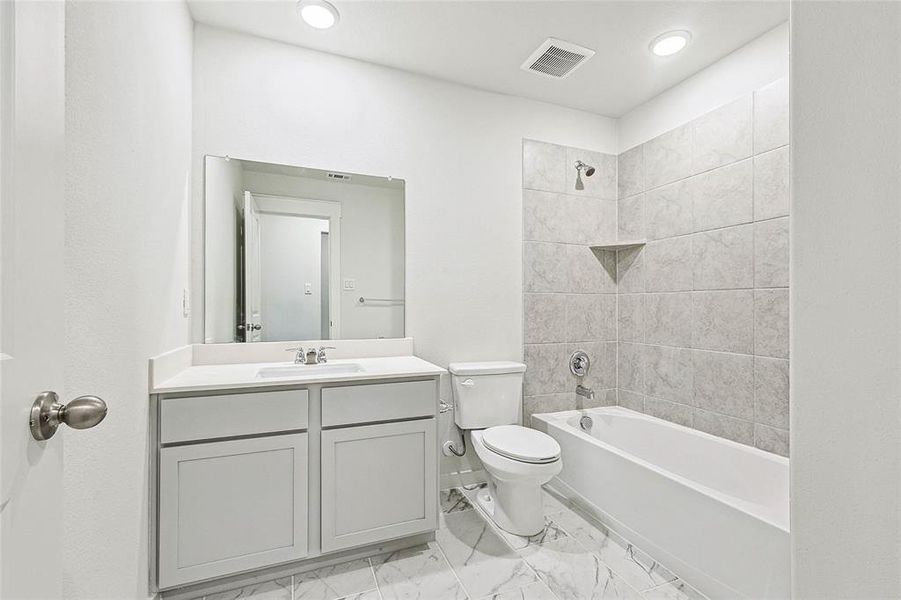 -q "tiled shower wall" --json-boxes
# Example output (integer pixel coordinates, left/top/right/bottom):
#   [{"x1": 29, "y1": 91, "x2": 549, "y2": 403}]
[
  {"x1": 616, "y1": 78, "x2": 790, "y2": 456},
  {"x1": 521, "y1": 140, "x2": 619, "y2": 426},
  {"x1": 521, "y1": 78, "x2": 789, "y2": 457}
]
